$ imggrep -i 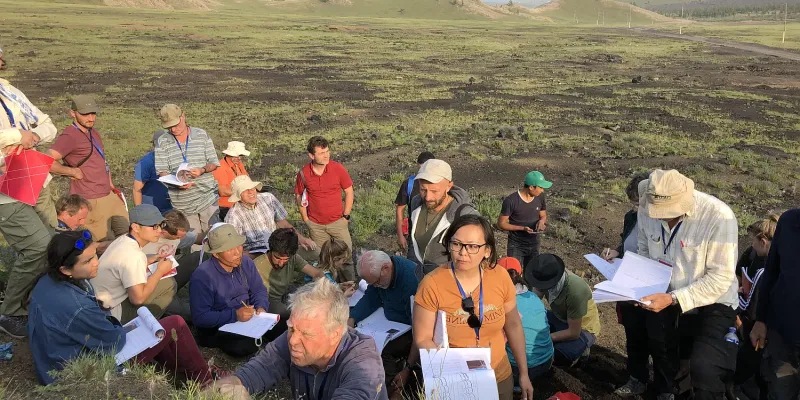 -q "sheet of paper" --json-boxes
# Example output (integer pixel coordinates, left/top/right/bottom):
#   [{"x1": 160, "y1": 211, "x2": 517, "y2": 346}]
[
  {"x1": 348, "y1": 279, "x2": 368, "y2": 307},
  {"x1": 426, "y1": 369, "x2": 499, "y2": 400},
  {"x1": 433, "y1": 310, "x2": 449, "y2": 348},
  {"x1": 115, "y1": 307, "x2": 163, "y2": 365},
  {"x1": 219, "y1": 312, "x2": 280, "y2": 339},
  {"x1": 357, "y1": 308, "x2": 411, "y2": 339},
  {"x1": 158, "y1": 174, "x2": 184, "y2": 186},
  {"x1": 420, "y1": 348, "x2": 492, "y2": 379},
  {"x1": 143, "y1": 238, "x2": 181, "y2": 259},
  {"x1": 359, "y1": 328, "x2": 391, "y2": 355},
  {"x1": 145, "y1": 256, "x2": 179, "y2": 280},
  {"x1": 584, "y1": 254, "x2": 623, "y2": 280},
  {"x1": 614, "y1": 251, "x2": 673, "y2": 299}
]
